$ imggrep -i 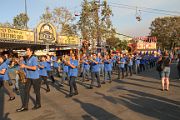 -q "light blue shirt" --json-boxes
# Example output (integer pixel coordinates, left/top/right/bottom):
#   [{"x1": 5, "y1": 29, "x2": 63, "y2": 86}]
[
  {"x1": 0, "y1": 62, "x2": 9, "y2": 81},
  {"x1": 39, "y1": 61, "x2": 48, "y2": 77},
  {"x1": 119, "y1": 58, "x2": 126, "y2": 68},
  {"x1": 25, "y1": 56, "x2": 39, "y2": 79},
  {"x1": 104, "y1": 59, "x2": 112, "y2": 71},
  {"x1": 46, "y1": 60, "x2": 52, "y2": 71},
  {"x1": 69, "y1": 60, "x2": 78, "y2": 77},
  {"x1": 52, "y1": 56, "x2": 59, "y2": 68},
  {"x1": 91, "y1": 58, "x2": 100, "y2": 72},
  {"x1": 83, "y1": 60, "x2": 90, "y2": 70}
]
